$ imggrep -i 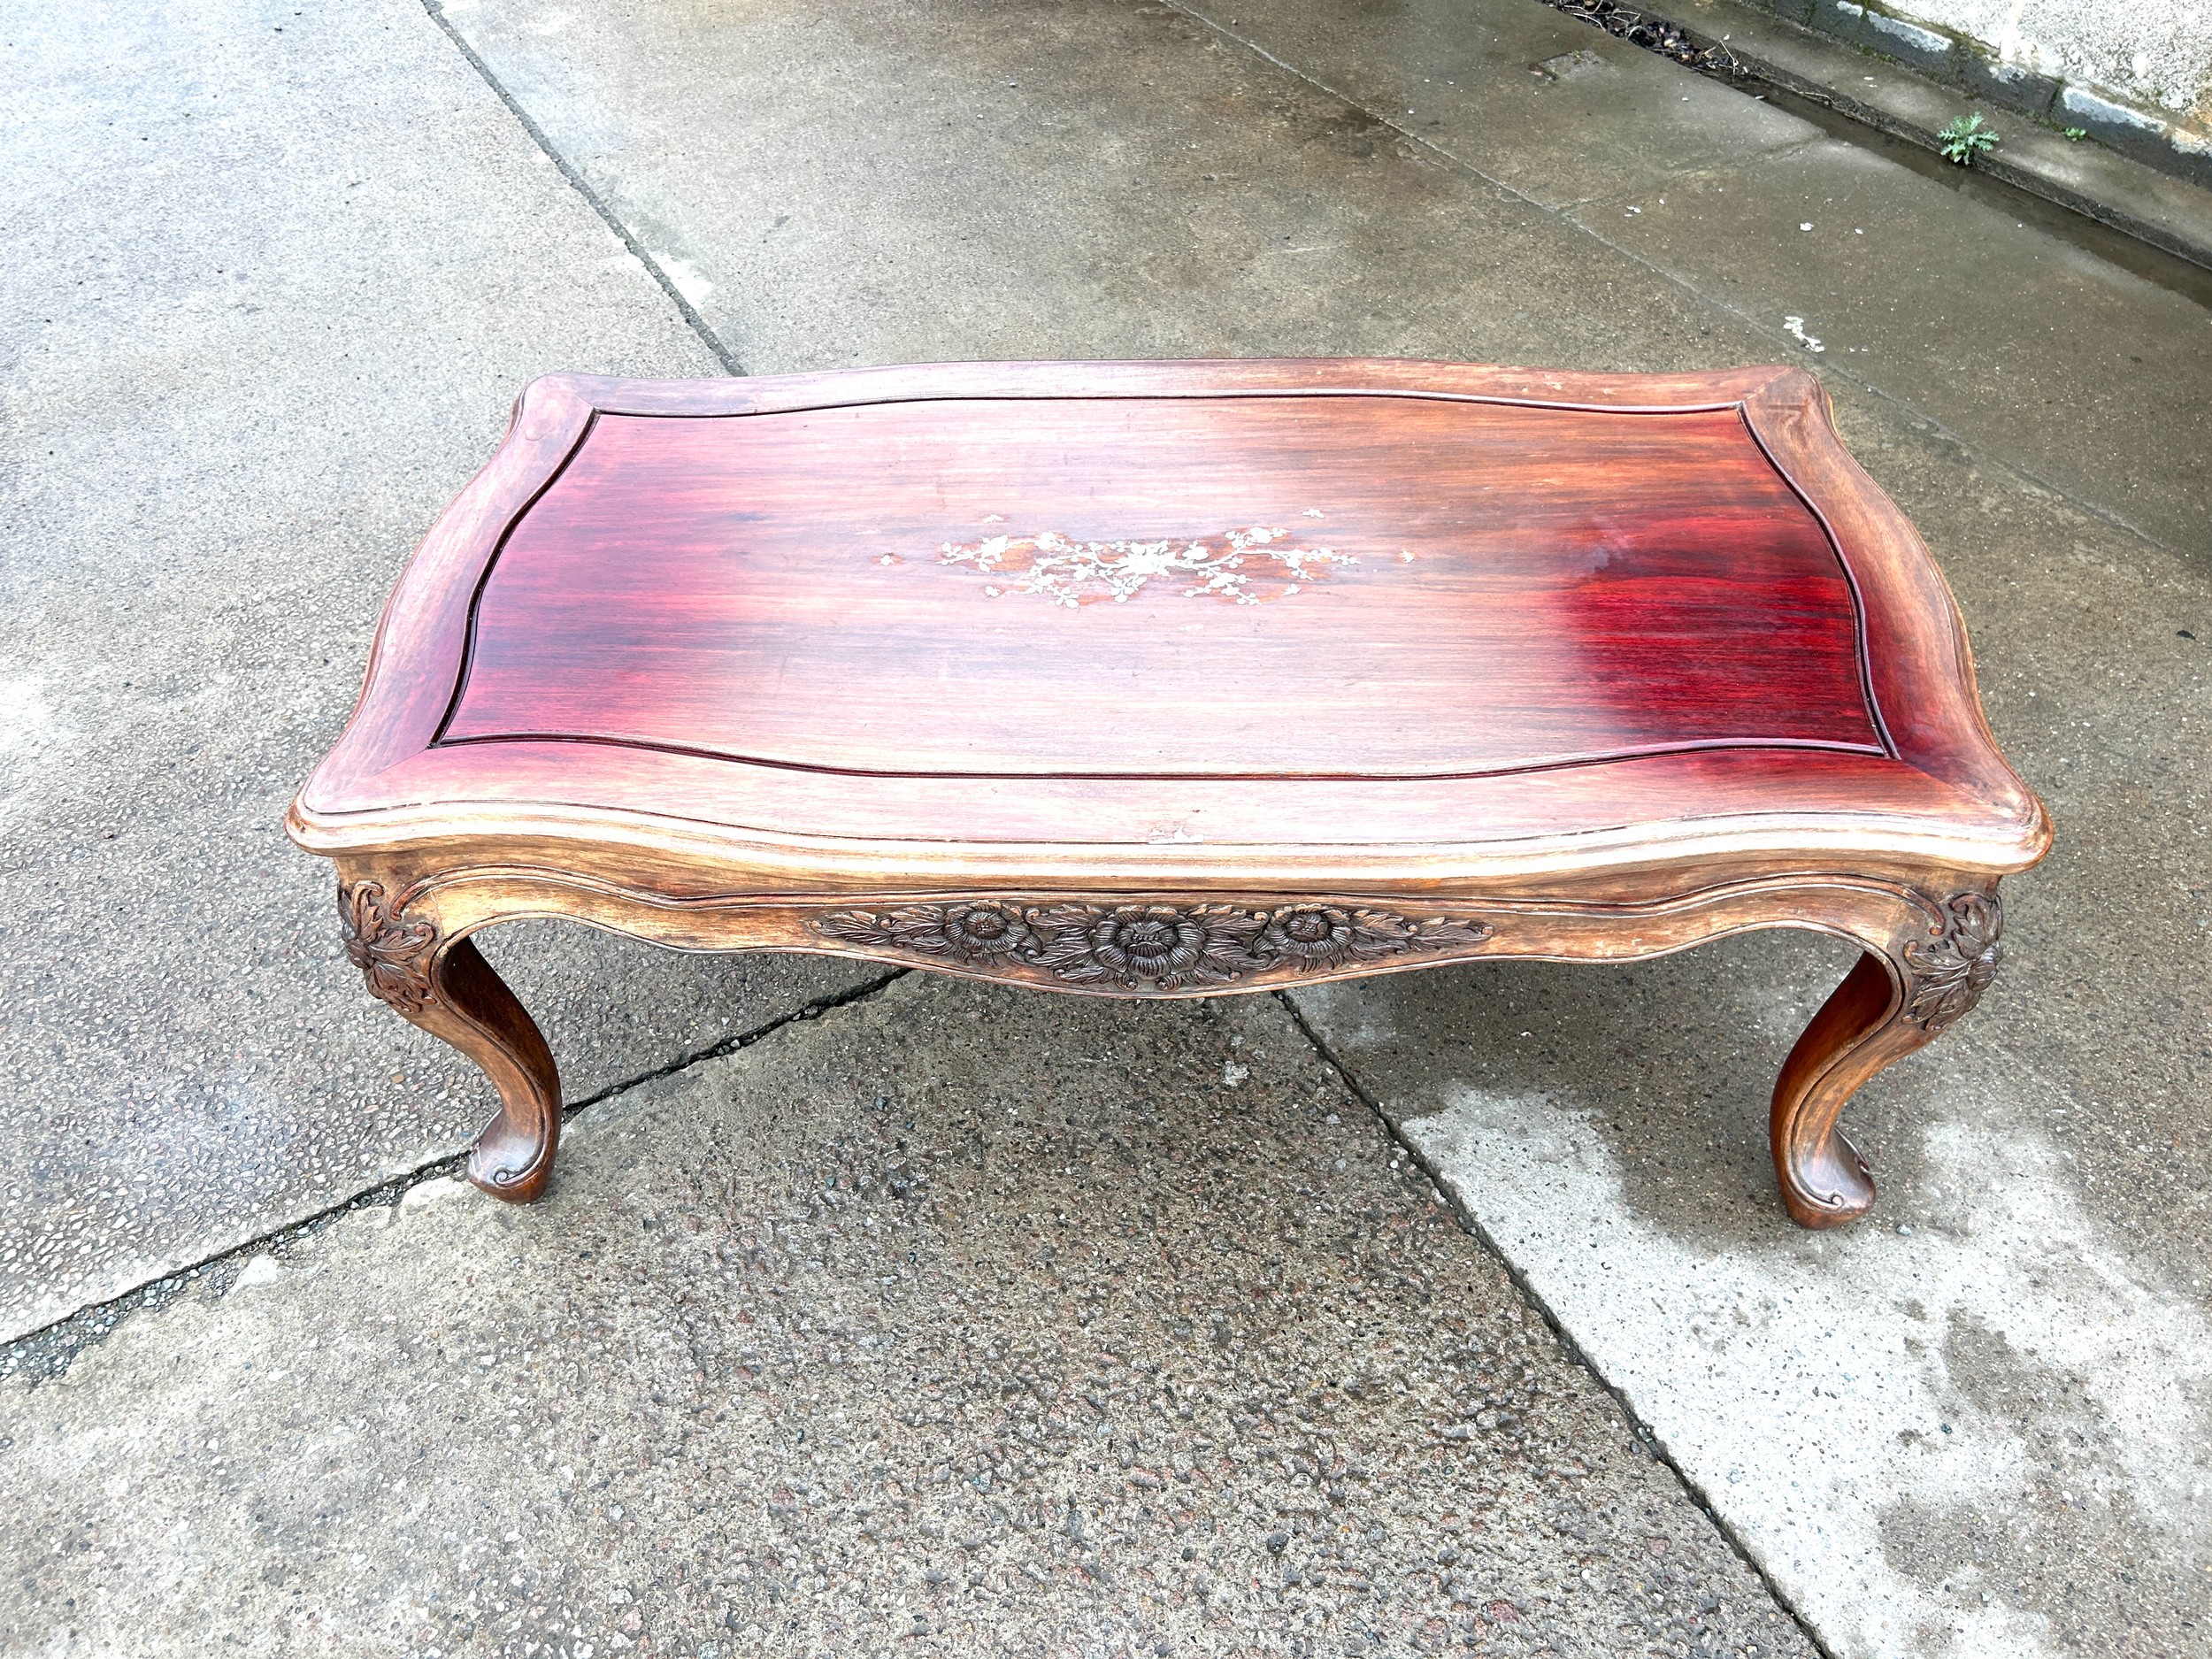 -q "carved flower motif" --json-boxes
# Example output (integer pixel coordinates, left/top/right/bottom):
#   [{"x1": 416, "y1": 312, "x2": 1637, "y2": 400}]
[
  {"x1": 1258, "y1": 904, "x2": 1357, "y2": 968},
  {"x1": 926, "y1": 902, "x2": 1035, "y2": 961},
  {"x1": 812, "y1": 899, "x2": 1489, "y2": 991},
  {"x1": 338, "y1": 881, "x2": 436, "y2": 1013},
  {"x1": 1902, "y1": 891, "x2": 2003, "y2": 1033},
  {"x1": 1024, "y1": 903, "x2": 1260, "y2": 989},
  {"x1": 1093, "y1": 907, "x2": 1208, "y2": 982}
]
